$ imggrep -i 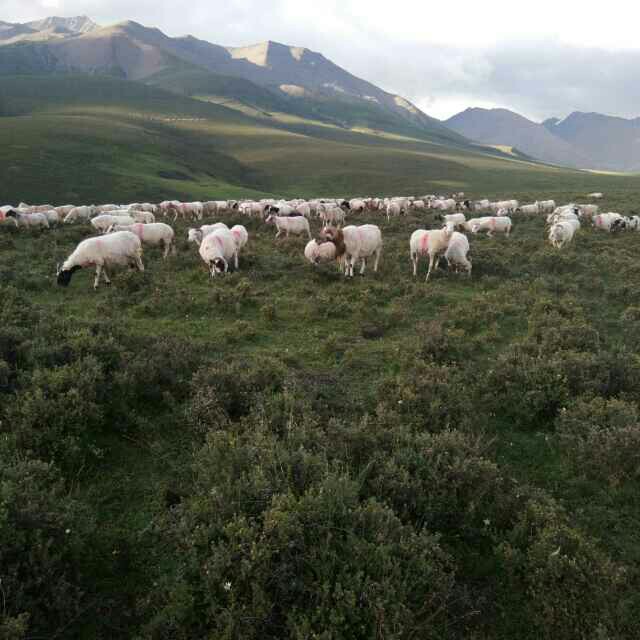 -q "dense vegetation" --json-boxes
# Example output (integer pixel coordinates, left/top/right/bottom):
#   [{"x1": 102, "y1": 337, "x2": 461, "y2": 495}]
[{"x1": 1, "y1": 189, "x2": 639, "y2": 638}]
